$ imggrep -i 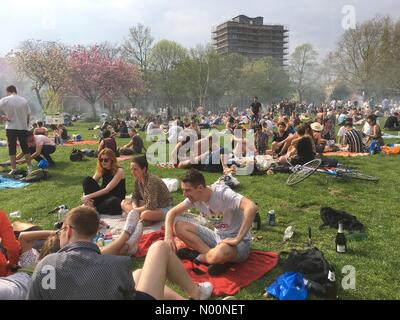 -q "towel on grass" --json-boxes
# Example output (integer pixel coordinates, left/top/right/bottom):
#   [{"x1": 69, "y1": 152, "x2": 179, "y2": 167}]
[
  {"x1": 63, "y1": 140, "x2": 99, "y2": 146},
  {"x1": 135, "y1": 230, "x2": 279, "y2": 296},
  {"x1": 323, "y1": 152, "x2": 369, "y2": 157},
  {"x1": 0, "y1": 176, "x2": 29, "y2": 189}
]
